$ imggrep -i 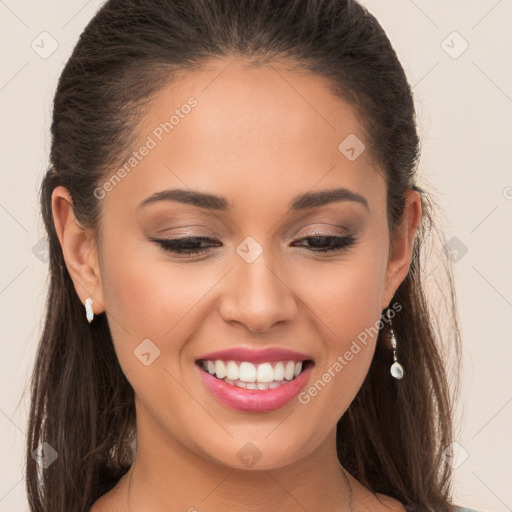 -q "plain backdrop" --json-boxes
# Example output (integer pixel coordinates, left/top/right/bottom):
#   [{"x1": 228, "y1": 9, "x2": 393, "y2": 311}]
[{"x1": 1, "y1": 1, "x2": 511, "y2": 511}]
